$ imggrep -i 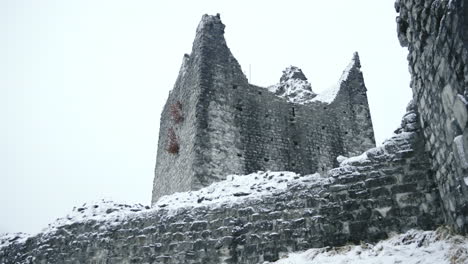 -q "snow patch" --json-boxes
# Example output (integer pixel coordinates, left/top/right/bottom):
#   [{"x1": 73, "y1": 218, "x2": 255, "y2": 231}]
[
  {"x1": 53, "y1": 201, "x2": 147, "y2": 226},
  {"x1": 155, "y1": 171, "x2": 328, "y2": 211},
  {"x1": 267, "y1": 66, "x2": 316, "y2": 104},
  {"x1": 311, "y1": 55, "x2": 359, "y2": 104},
  {"x1": 336, "y1": 155, "x2": 348, "y2": 163},
  {"x1": 269, "y1": 228, "x2": 468, "y2": 264},
  {"x1": 0, "y1": 233, "x2": 29, "y2": 249},
  {"x1": 340, "y1": 152, "x2": 368, "y2": 166},
  {"x1": 265, "y1": 54, "x2": 359, "y2": 105},
  {"x1": 310, "y1": 84, "x2": 341, "y2": 104},
  {"x1": 1, "y1": 171, "x2": 330, "y2": 245}
]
